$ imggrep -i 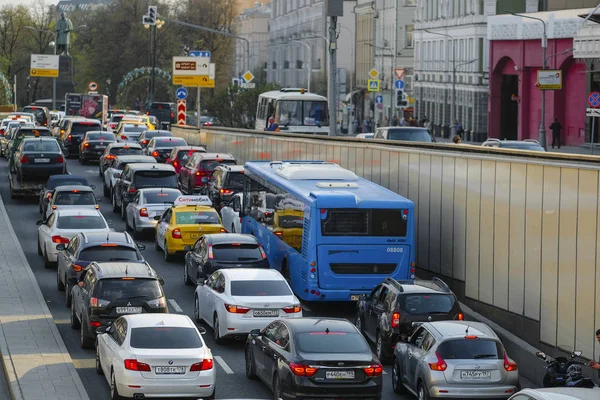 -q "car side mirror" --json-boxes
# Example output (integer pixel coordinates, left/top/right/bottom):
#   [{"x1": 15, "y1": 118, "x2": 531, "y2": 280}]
[
  {"x1": 197, "y1": 326, "x2": 207, "y2": 335},
  {"x1": 67, "y1": 277, "x2": 78, "y2": 286},
  {"x1": 158, "y1": 277, "x2": 165, "y2": 285},
  {"x1": 184, "y1": 245, "x2": 192, "y2": 251},
  {"x1": 96, "y1": 326, "x2": 108, "y2": 335},
  {"x1": 196, "y1": 278, "x2": 205, "y2": 286},
  {"x1": 56, "y1": 244, "x2": 65, "y2": 251},
  {"x1": 36, "y1": 219, "x2": 44, "y2": 226},
  {"x1": 536, "y1": 351, "x2": 547, "y2": 360},
  {"x1": 90, "y1": 184, "x2": 96, "y2": 190},
  {"x1": 153, "y1": 215, "x2": 162, "y2": 221},
  {"x1": 201, "y1": 177, "x2": 209, "y2": 183},
  {"x1": 250, "y1": 329, "x2": 260, "y2": 337},
  {"x1": 136, "y1": 243, "x2": 146, "y2": 251}
]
